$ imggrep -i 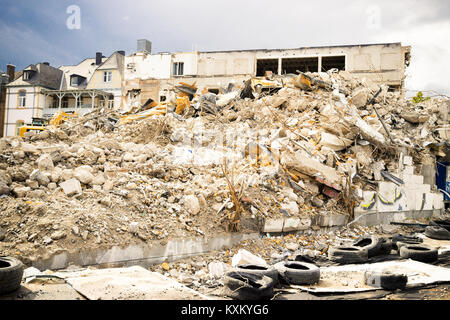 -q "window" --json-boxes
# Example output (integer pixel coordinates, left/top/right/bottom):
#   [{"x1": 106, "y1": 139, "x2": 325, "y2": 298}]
[
  {"x1": 107, "y1": 95, "x2": 114, "y2": 109},
  {"x1": 62, "y1": 97, "x2": 69, "y2": 108},
  {"x1": 18, "y1": 91, "x2": 26, "y2": 107},
  {"x1": 256, "y1": 59, "x2": 279, "y2": 77},
  {"x1": 321, "y1": 56, "x2": 346, "y2": 72},
  {"x1": 281, "y1": 57, "x2": 319, "y2": 74},
  {"x1": 173, "y1": 62, "x2": 184, "y2": 76},
  {"x1": 71, "y1": 75, "x2": 85, "y2": 87},
  {"x1": 103, "y1": 71, "x2": 112, "y2": 83},
  {"x1": 23, "y1": 71, "x2": 33, "y2": 81},
  {"x1": 51, "y1": 98, "x2": 58, "y2": 108},
  {"x1": 208, "y1": 88, "x2": 220, "y2": 94}
]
